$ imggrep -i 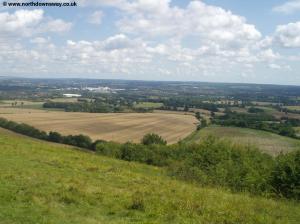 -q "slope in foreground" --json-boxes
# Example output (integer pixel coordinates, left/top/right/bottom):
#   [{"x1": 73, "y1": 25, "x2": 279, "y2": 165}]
[{"x1": 0, "y1": 128, "x2": 299, "y2": 224}]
